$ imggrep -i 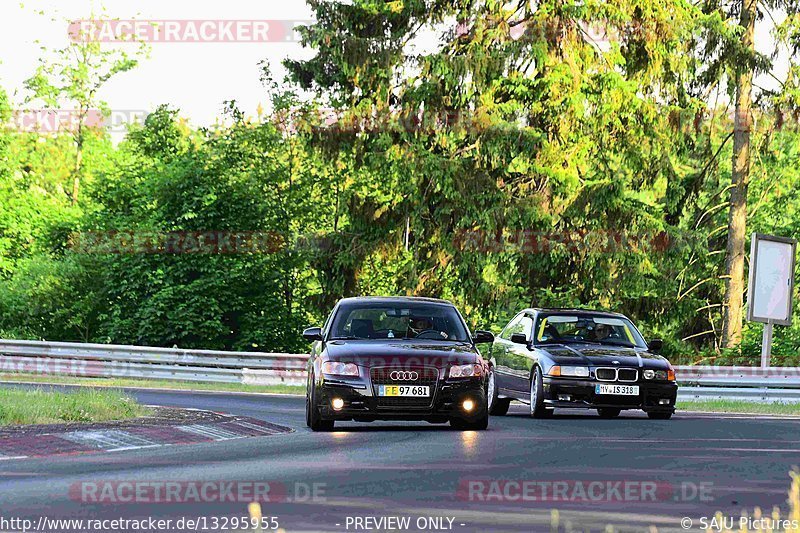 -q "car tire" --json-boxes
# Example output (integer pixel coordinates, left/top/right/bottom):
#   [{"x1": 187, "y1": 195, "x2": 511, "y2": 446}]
[
  {"x1": 487, "y1": 367, "x2": 511, "y2": 416},
  {"x1": 647, "y1": 411, "x2": 673, "y2": 420},
  {"x1": 307, "y1": 373, "x2": 334, "y2": 431},
  {"x1": 305, "y1": 394, "x2": 311, "y2": 428},
  {"x1": 530, "y1": 367, "x2": 553, "y2": 419},
  {"x1": 305, "y1": 373, "x2": 315, "y2": 428},
  {"x1": 597, "y1": 408, "x2": 621, "y2": 419},
  {"x1": 490, "y1": 398, "x2": 511, "y2": 416}
]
